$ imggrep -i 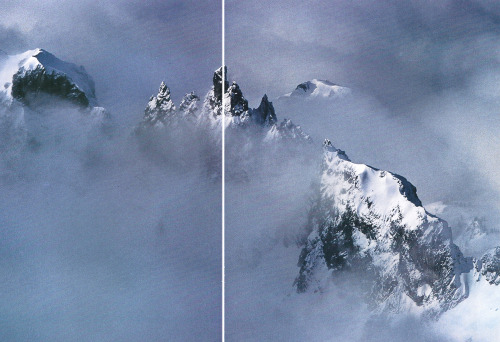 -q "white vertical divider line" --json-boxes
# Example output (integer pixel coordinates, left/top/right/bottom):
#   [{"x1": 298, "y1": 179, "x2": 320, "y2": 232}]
[{"x1": 221, "y1": 0, "x2": 226, "y2": 340}]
